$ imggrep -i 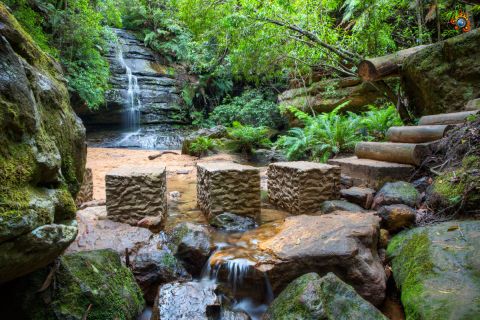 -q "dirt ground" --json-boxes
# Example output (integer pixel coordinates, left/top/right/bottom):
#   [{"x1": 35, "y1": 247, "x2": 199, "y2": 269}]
[{"x1": 87, "y1": 147, "x2": 242, "y2": 200}]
